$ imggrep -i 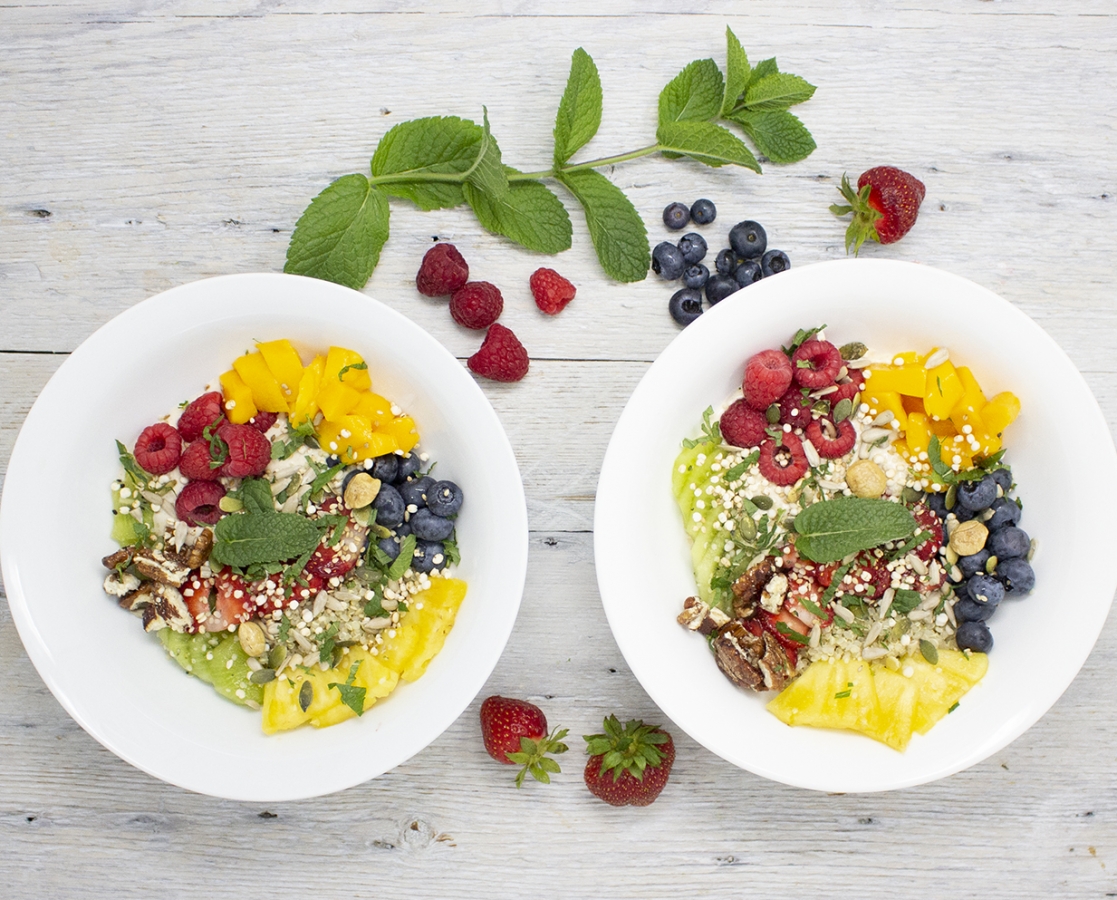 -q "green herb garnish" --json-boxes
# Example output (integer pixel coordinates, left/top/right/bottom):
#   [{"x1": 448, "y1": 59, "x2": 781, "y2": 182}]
[
  {"x1": 329, "y1": 662, "x2": 367, "y2": 717},
  {"x1": 793, "y1": 498, "x2": 916, "y2": 563}
]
